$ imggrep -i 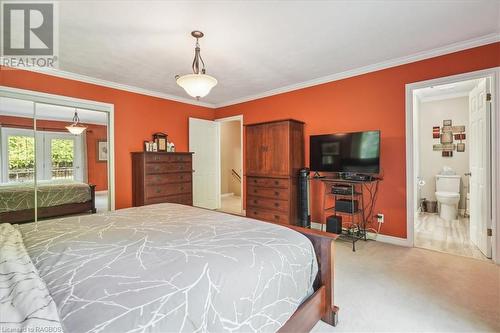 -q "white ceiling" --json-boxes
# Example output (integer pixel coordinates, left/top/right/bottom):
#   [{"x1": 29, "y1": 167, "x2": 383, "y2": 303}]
[
  {"x1": 39, "y1": 1, "x2": 500, "y2": 106},
  {"x1": 416, "y1": 79, "x2": 479, "y2": 102},
  {"x1": 0, "y1": 97, "x2": 108, "y2": 125}
]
